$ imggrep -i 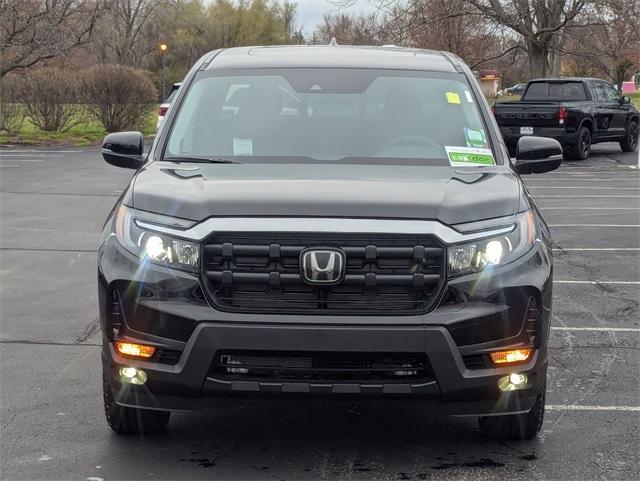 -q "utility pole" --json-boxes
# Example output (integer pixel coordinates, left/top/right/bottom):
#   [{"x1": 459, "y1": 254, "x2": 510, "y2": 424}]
[{"x1": 159, "y1": 43, "x2": 168, "y2": 99}]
